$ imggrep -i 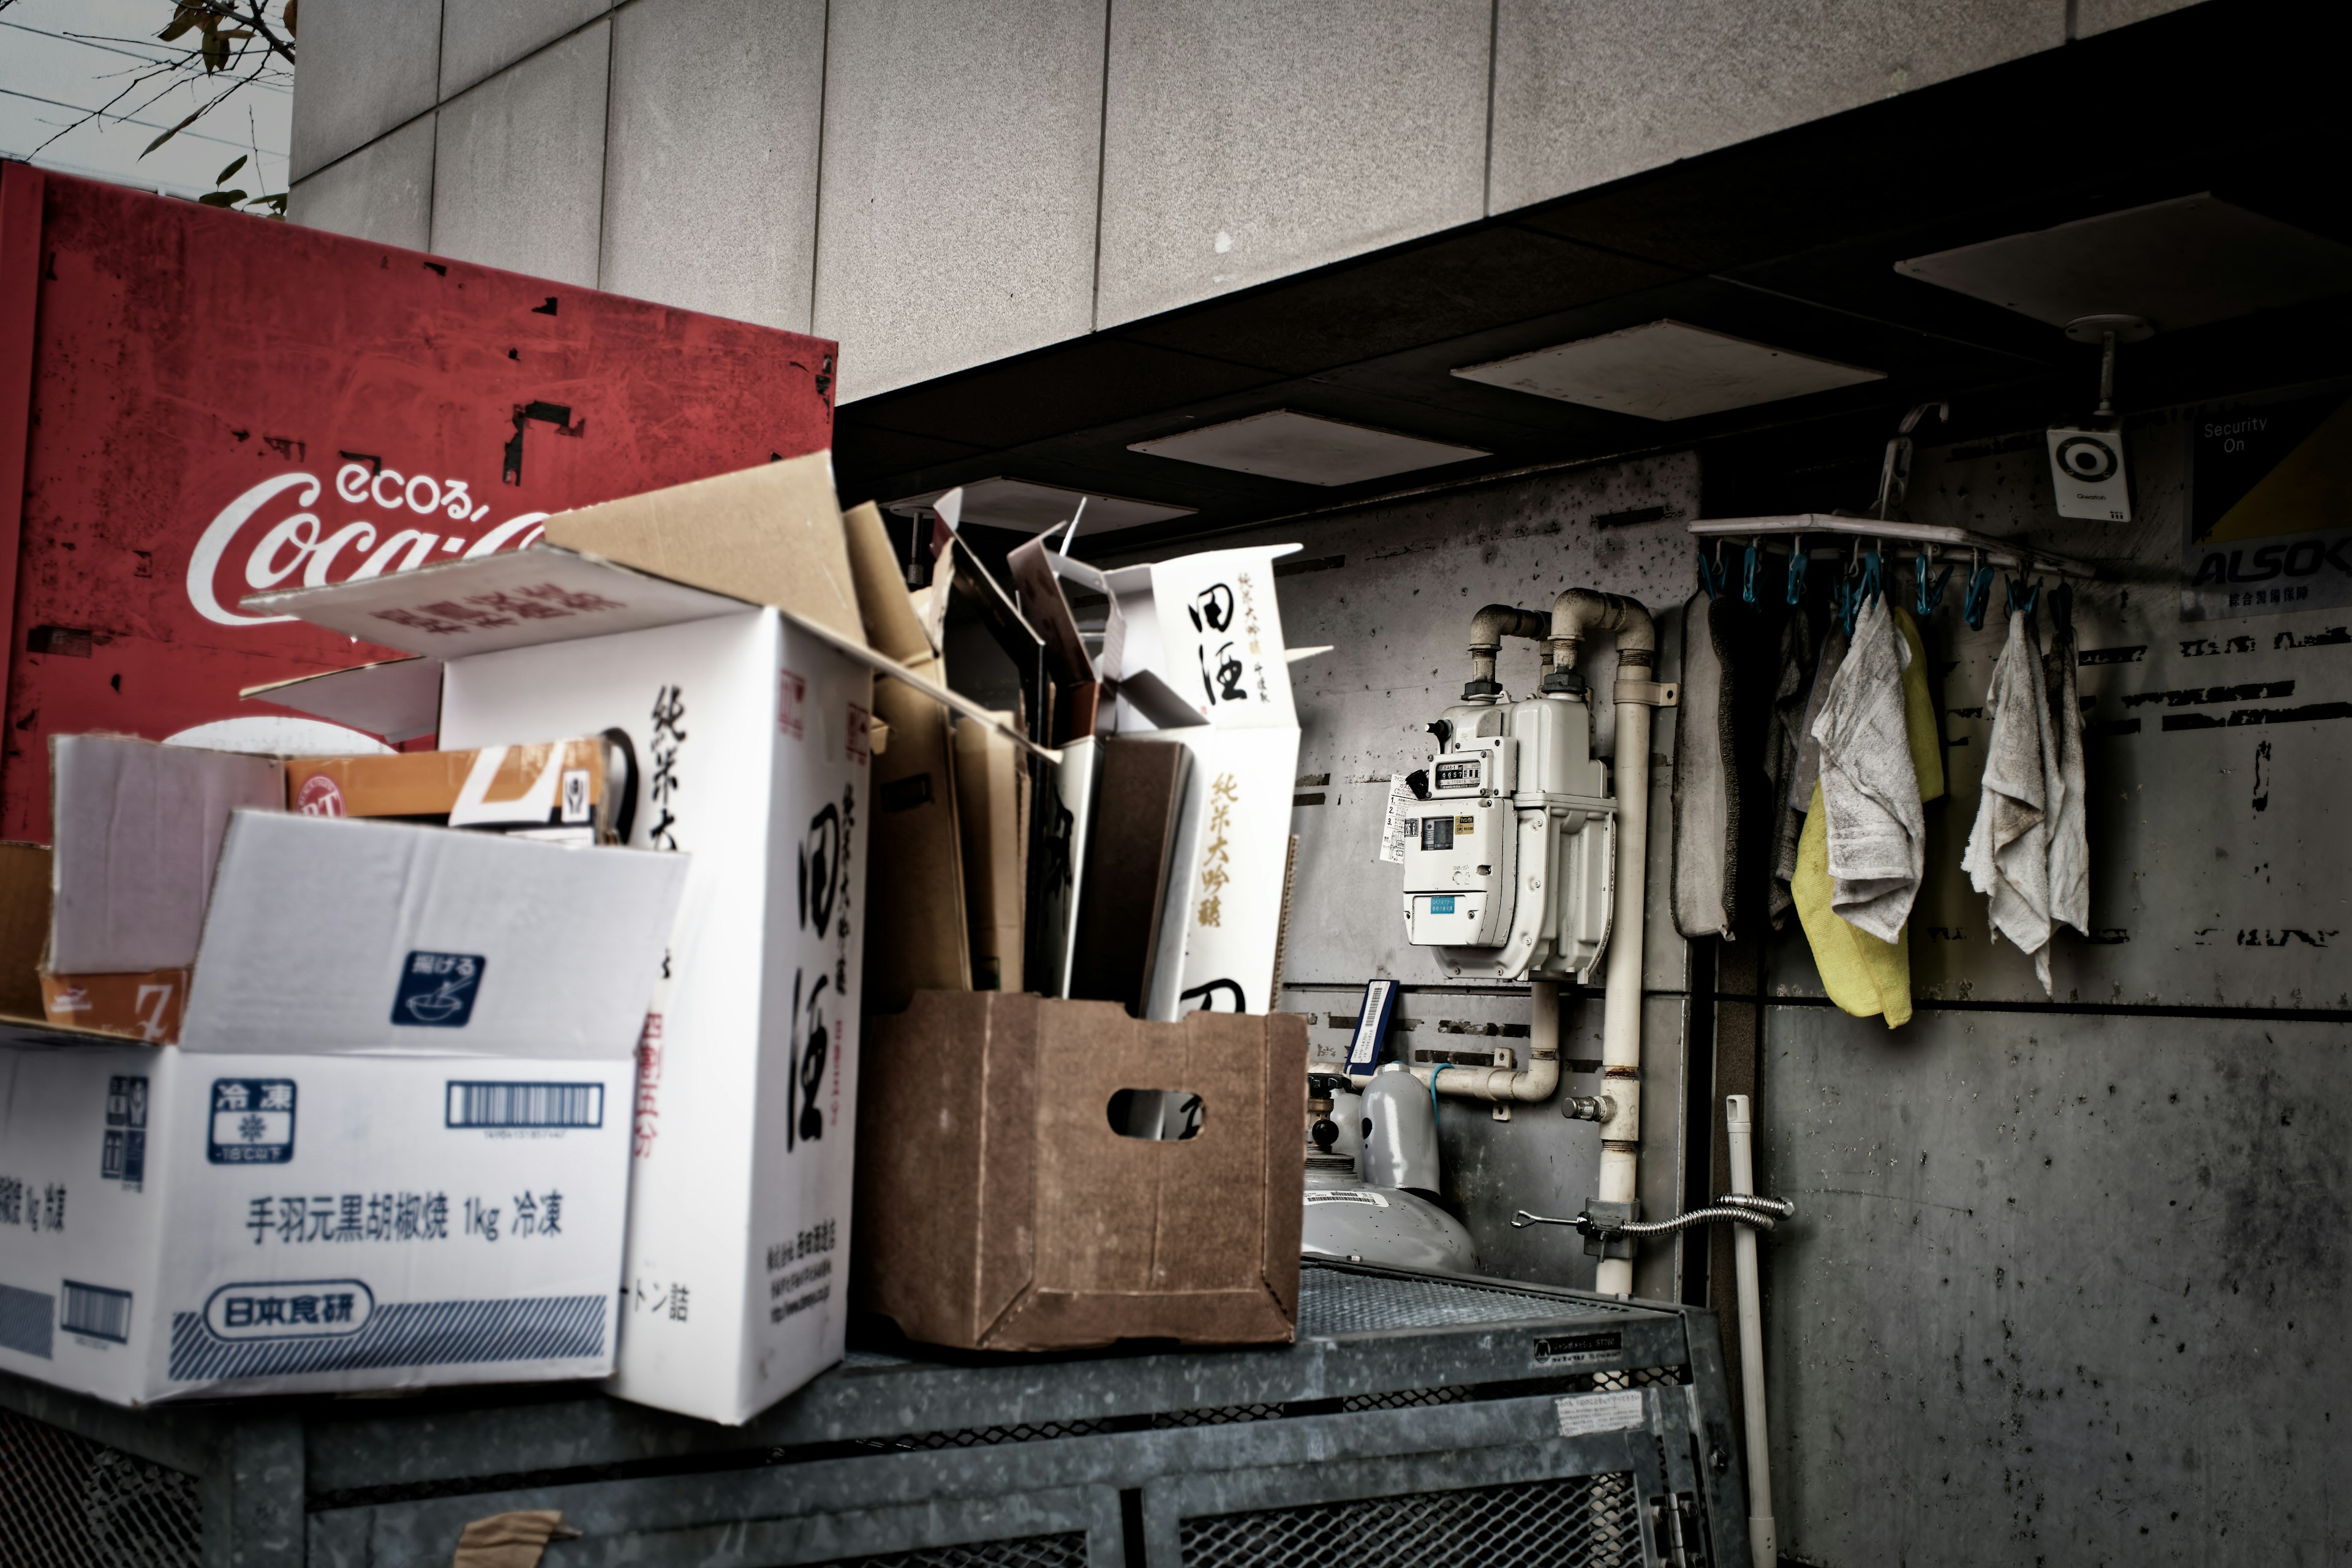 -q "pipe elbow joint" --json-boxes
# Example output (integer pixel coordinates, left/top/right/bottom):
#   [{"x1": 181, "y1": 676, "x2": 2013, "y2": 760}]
[
  {"x1": 1548, "y1": 589, "x2": 1657, "y2": 669},
  {"x1": 1469, "y1": 604, "x2": 1553, "y2": 653}
]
